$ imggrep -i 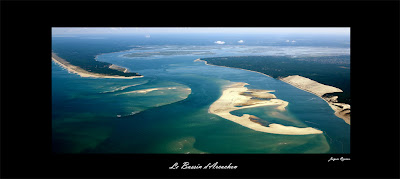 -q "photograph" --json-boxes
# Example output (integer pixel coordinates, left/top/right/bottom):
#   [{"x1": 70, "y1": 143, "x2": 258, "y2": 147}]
[{"x1": 52, "y1": 27, "x2": 351, "y2": 154}]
